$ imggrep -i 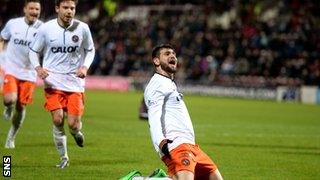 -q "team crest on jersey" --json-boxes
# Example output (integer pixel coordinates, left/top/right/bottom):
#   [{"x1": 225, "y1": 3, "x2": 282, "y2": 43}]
[
  {"x1": 181, "y1": 159, "x2": 190, "y2": 166},
  {"x1": 72, "y1": 35, "x2": 79, "y2": 43}
]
